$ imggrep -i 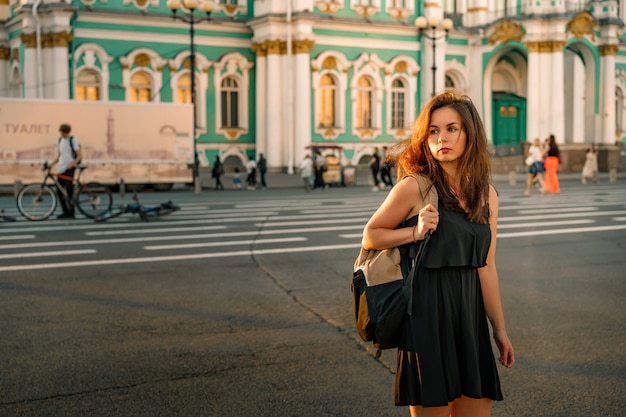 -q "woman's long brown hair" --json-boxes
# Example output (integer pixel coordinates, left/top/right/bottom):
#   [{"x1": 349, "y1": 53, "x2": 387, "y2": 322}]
[{"x1": 388, "y1": 91, "x2": 492, "y2": 223}]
